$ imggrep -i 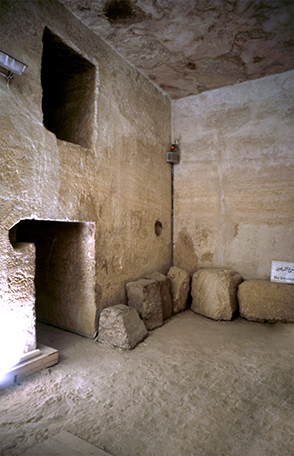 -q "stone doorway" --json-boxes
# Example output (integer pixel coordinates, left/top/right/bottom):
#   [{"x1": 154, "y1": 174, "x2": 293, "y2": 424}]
[{"x1": 9, "y1": 219, "x2": 97, "y2": 338}]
